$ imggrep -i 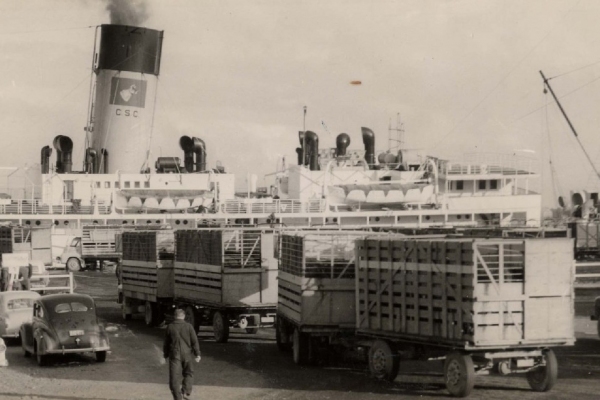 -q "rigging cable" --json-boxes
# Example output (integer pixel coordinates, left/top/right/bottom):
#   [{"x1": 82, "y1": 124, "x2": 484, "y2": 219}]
[
  {"x1": 432, "y1": 0, "x2": 582, "y2": 151},
  {"x1": 543, "y1": 91, "x2": 563, "y2": 207},
  {"x1": 541, "y1": 70, "x2": 600, "y2": 184}
]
